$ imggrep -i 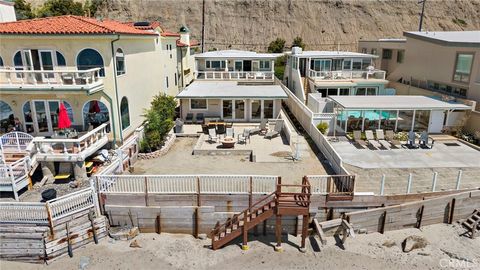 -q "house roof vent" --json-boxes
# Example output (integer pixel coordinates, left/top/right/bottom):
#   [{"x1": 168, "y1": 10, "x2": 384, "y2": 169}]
[{"x1": 292, "y1": 46, "x2": 302, "y2": 55}]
